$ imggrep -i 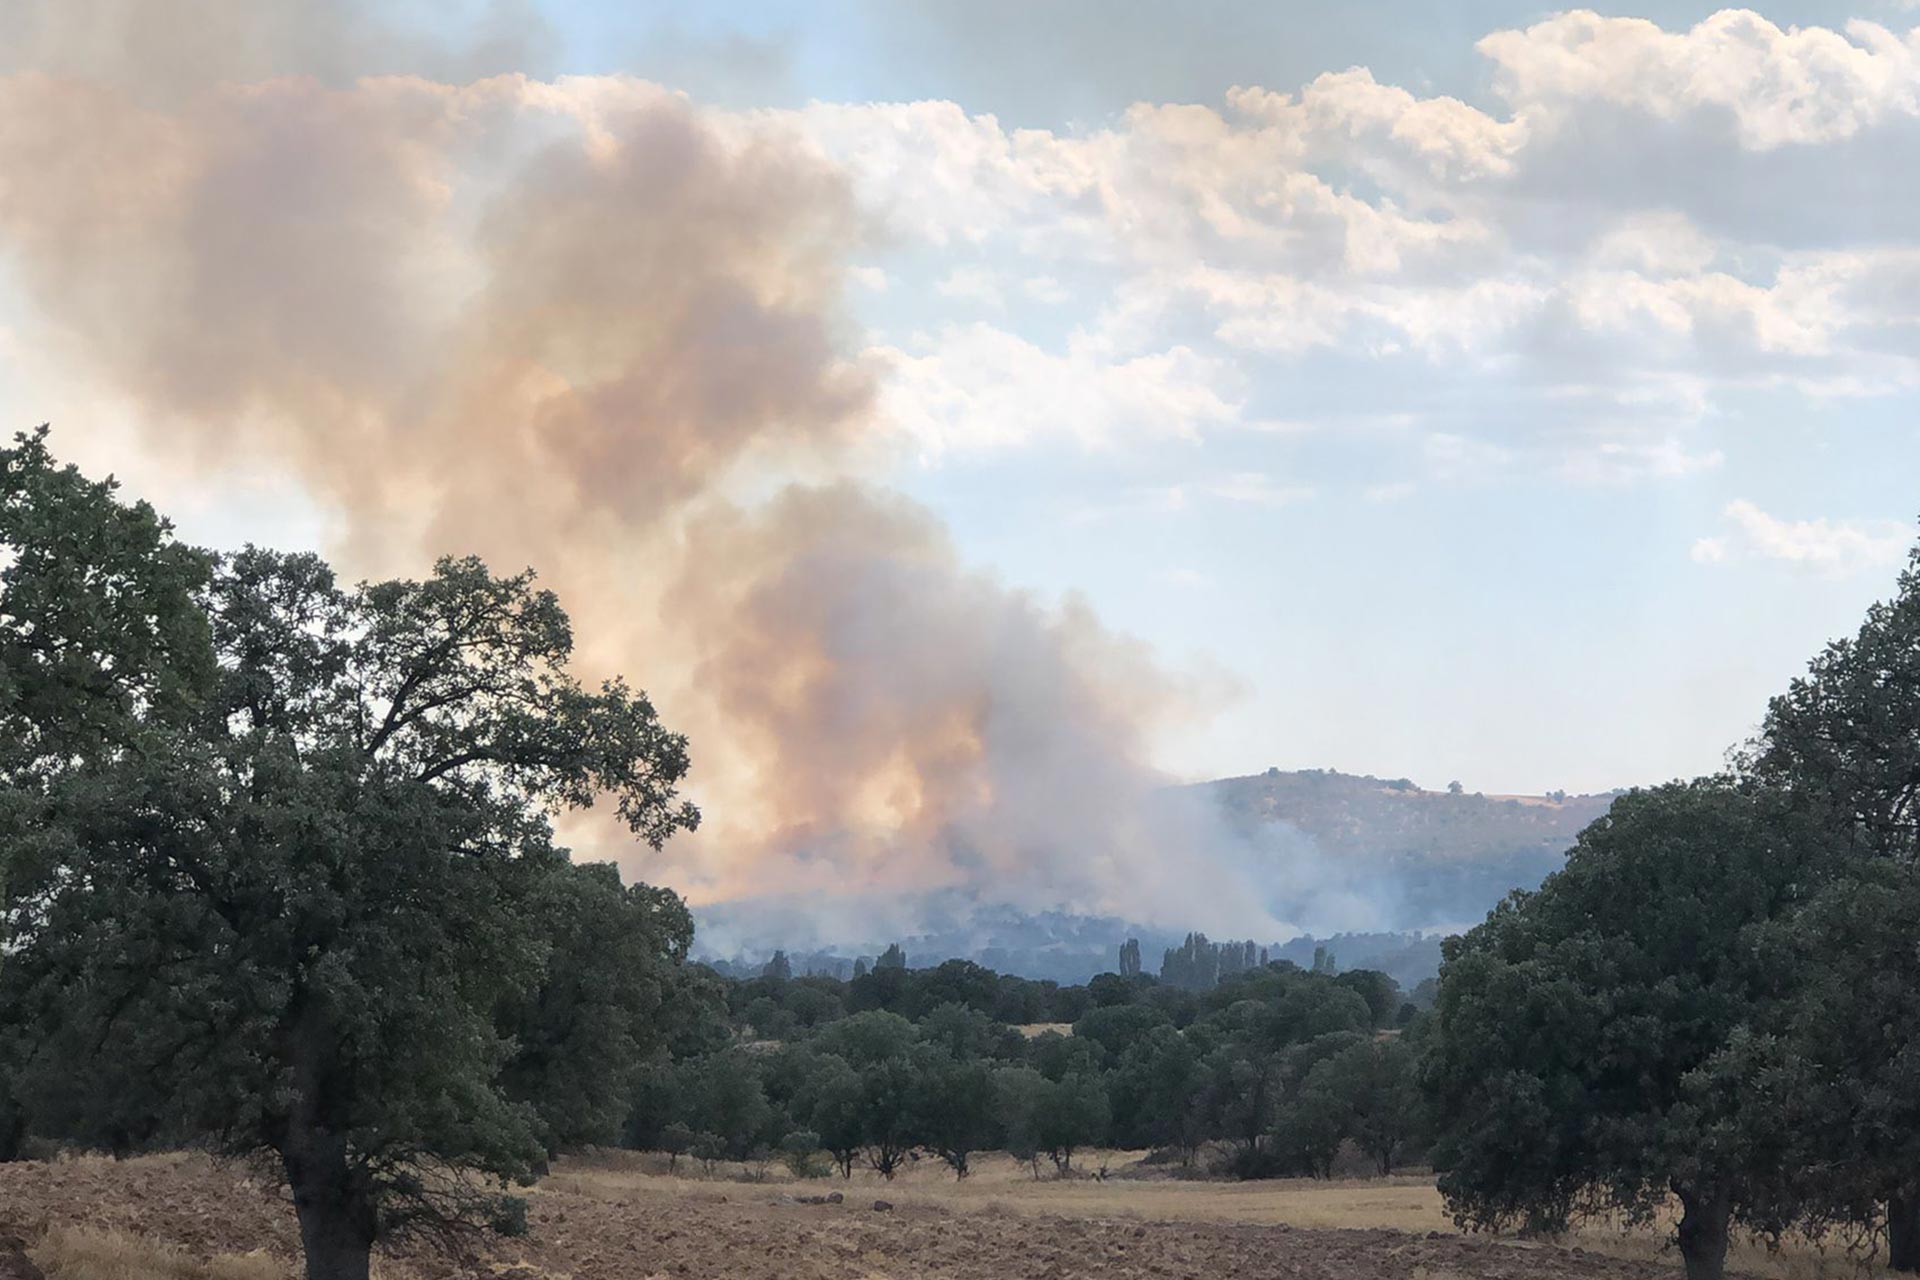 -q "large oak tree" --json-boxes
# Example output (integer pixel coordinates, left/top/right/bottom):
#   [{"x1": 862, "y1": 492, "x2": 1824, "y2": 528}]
[
  {"x1": 1424, "y1": 780, "x2": 1824, "y2": 1280},
  {"x1": 2, "y1": 436, "x2": 699, "y2": 1280},
  {"x1": 1747, "y1": 538, "x2": 1920, "y2": 1269}
]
